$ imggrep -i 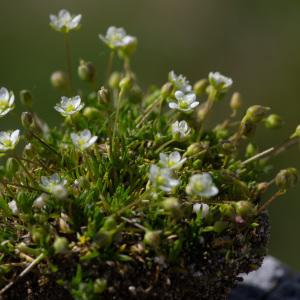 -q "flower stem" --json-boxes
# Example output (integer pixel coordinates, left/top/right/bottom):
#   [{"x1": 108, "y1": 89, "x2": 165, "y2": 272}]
[
  {"x1": 257, "y1": 190, "x2": 285, "y2": 214},
  {"x1": 155, "y1": 139, "x2": 175, "y2": 154},
  {"x1": 106, "y1": 51, "x2": 115, "y2": 83},
  {"x1": 242, "y1": 137, "x2": 300, "y2": 165},
  {"x1": 64, "y1": 33, "x2": 73, "y2": 93}
]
